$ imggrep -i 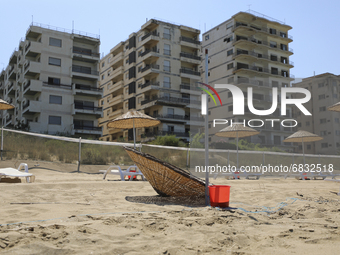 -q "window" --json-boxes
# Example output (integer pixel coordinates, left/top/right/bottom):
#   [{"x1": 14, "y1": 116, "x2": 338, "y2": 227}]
[
  {"x1": 49, "y1": 116, "x2": 61, "y2": 125},
  {"x1": 48, "y1": 77, "x2": 60, "y2": 85},
  {"x1": 319, "y1": 106, "x2": 326, "y2": 112},
  {"x1": 280, "y1": 32, "x2": 287, "y2": 38},
  {"x1": 270, "y1": 55, "x2": 278, "y2": 61},
  {"x1": 269, "y1": 28, "x2": 276, "y2": 35},
  {"x1": 228, "y1": 92, "x2": 232, "y2": 98},
  {"x1": 101, "y1": 100, "x2": 104, "y2": 106},
  {"x1": 320, "y1": 131, "x2": 327, "y2": 136},
  {"x1": 318, "y1": 83, "x2": 324, "y2": 88},
  {"x1": 224, "y1": 37, "x2": 232, "y2": 43},
  {"x1": 126, "y1": 58, "x2": 129, "y2": 64},
  {"x1": 167, "y1": 108, "x2": 174, "y2": 116},
  {"x1": 168, "y1": 125, "x2": 174, "y2": 132},
  {"x1": 274, "y1": 136, "x2": 281, "y2": 145},
  {"x1": 138, "y1": 97, "x2": 142, "y2": 104},
  {"x1": 320, "y1": 118, "x2": 327, "y2": 124},
  {"x1": 270, "y1": 41, "x2": 277, "y2": 48},
  {"x1": 335, "y1": 118, "x2": 339, "y2": 123},
  {"x1": 163, "y1": 28, "x2": 171, "y2": 39},
  {"x1": 336, "y1": 130, "x2": 340, "y2": 136},
  {"x1": 227, "y1": 63, "x2": 233, "y2": 70},
  {"x1": 205, "y1": 35, "x2": 209, "y2": 41},
  {"x1": 102, "y1": 62, "x2": 105, "y2": 67},
  {"x1": 138, "y1": 65, "x2": 142, "y2": 73},
  {"x1": 227, "y1": 49, "x2": 233, "y2": 56},
  {"x1": 49, "y1": 95, "x2": 62, "y2": 104},
  {"x1": 280, "y1": 44, "x2": 287, "y2": 51},
  {"x1": 163, "y1": 76, "x2": 170, "y2": 88},
  {"x1": 49, "y1": 37, "x2": 62, "y2": 47},
  {"x1": 101, "y1": 74, "x2": 105, "y2": 80},
  {"x1": 228, "y1": 105, "x2": 233, "y2": 112},
  {"x1": 321, "y1": 143, "x2": 328, "y2": 148},
  {"x1": 49, "y1": 57, "x2": 61, "y2": 66},
  {"x1": 164, "y1": 60, "x2": 170, "y2": 72},
  {"x1": 164, "y1": 44, "x2": 171, "y2": 55},
  {"x1": 307, "y1": 145, "x2": 311, "y2": 150},
  {"x1": 319, "y1": 94, "x2": 325, "y2": 100},
  {"x1": 333, "y1": 94, "x2": 338, "y2": 98}
]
